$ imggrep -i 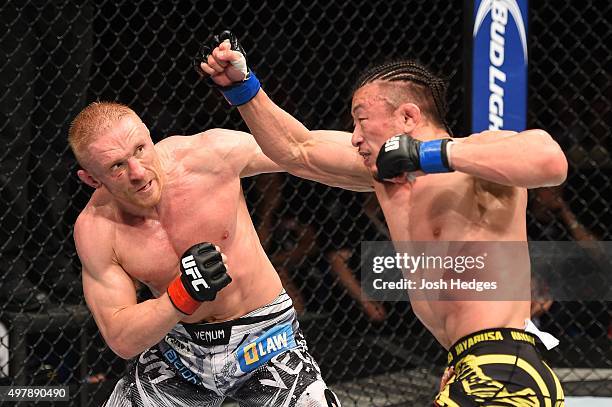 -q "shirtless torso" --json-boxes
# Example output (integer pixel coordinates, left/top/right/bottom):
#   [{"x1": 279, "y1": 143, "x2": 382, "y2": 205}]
[
  {"x1": 198, "y1": 42, "x2": 567, "y2": 404},
  {"x1": 228, "y1": 87, "x2": 564, "y2": 351},
  {"x1": 375, "y1": 170, "x2": 530, "y2": 348},
  {"x1": 73, "y1": 117, "x2": 284, "y2": 357},
  {"x1": 80, "y1": 137, "x2": 280, "y2": 322},
  {"x1": 72, "y1": 105, "x2": 350, "y2": 405}
]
